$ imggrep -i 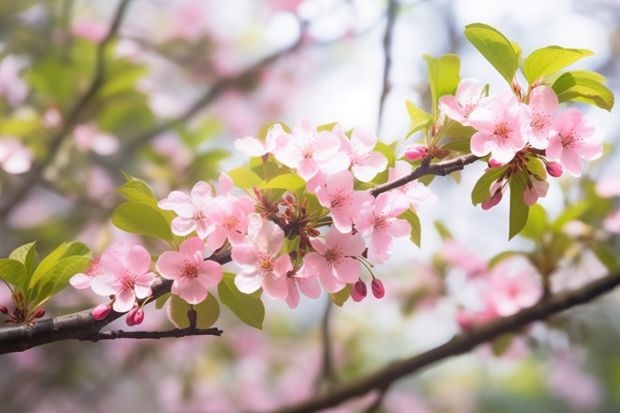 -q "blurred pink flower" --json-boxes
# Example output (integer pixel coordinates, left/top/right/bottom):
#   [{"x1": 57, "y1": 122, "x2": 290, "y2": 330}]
[
  {"x1": 486, "y1": 258, "x2": 542, "y2": 317},
  {"x1": 522, "y1": 85, "x2": 558, "y2": 149},
  {"x1": 156, "y1": 237, "x2": 222, "y2": 304},
  {"x1": 90, "y1": 244, "x2": 156, "y2": 312},
  {"x1": 158, "y1": 181, "x2": 214, "y2": 239},
  {"x1": 73, "y1": 124, "x2": 119, "y2": 156},
  {"x1": 72, "y1": 20, "x2": 107, "y2": 42},
  {"x1": 547, "y1": 354, "x2": 602, "y2": 412},
  {"x1": 339, "y1": 127, "x2": 387, "y2": 182},
  {"x1": 0, "y1": 137, "x2": 32, "y2": 174},
  {"x1": 468, "y1": 94, "x2": 527, "y2": 164},
  {"x1": 603, "y1": 210, "x2": 620, "y2": 233},
  {"x1": 152, "y1": 133, "x2": 193, "y2": 171},
  {"x1": 441, "y1": 239, "x2": 487, "y2": 278},
  {"x1": 231, "y1": 214, "x2": 291, "y2": 300},
  {"x1": 0, "y1": 55, "x2": 28, "y2": 106},
  {"x1": 547, "y1": 108, "x2": 601, "y2": 177}
]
